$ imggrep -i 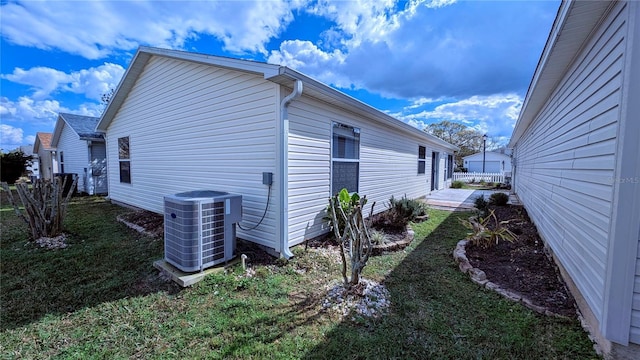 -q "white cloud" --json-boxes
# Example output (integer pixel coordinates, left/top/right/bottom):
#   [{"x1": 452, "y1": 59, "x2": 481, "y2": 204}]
[
  {"x1": 2, "y1": 63, "x2": 125, "y2": 101},
  {"x1": 1, "y1": 124, "x2": 24, "y2": 151},
  {"x1": 268, "y1": 0, "x2": 557, "y2": 99},
  {"x1": 1, "y1": 96, "x2": 62, "y2": 124},
  {"x1": 0, "y1": 96, "x2": 102, "y2": 149},
  {"x1": 307, "y1": 0, "x2": 405, "y2": 47},
  {"x1": 407, "y1": 97, "x2": 447, "y2": 109},
  {"x1": 424, "y1": 0, "x2": 457, "y2": 9},
  {"x1": 400, "y1": 94, "x2": 523, "y2": 138},
  {"x1": 2, "y1": 67, "x2": 69, "y2": 100},
  {"x1": 267, "y1": 0, "x2": 424, "y2": 89},
  {"x1": 268, "y1": 40, "x2": 349, "y2": 86},
  {"x1": 0, "y1": 0, "x2": 303, "y2": 59}
]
